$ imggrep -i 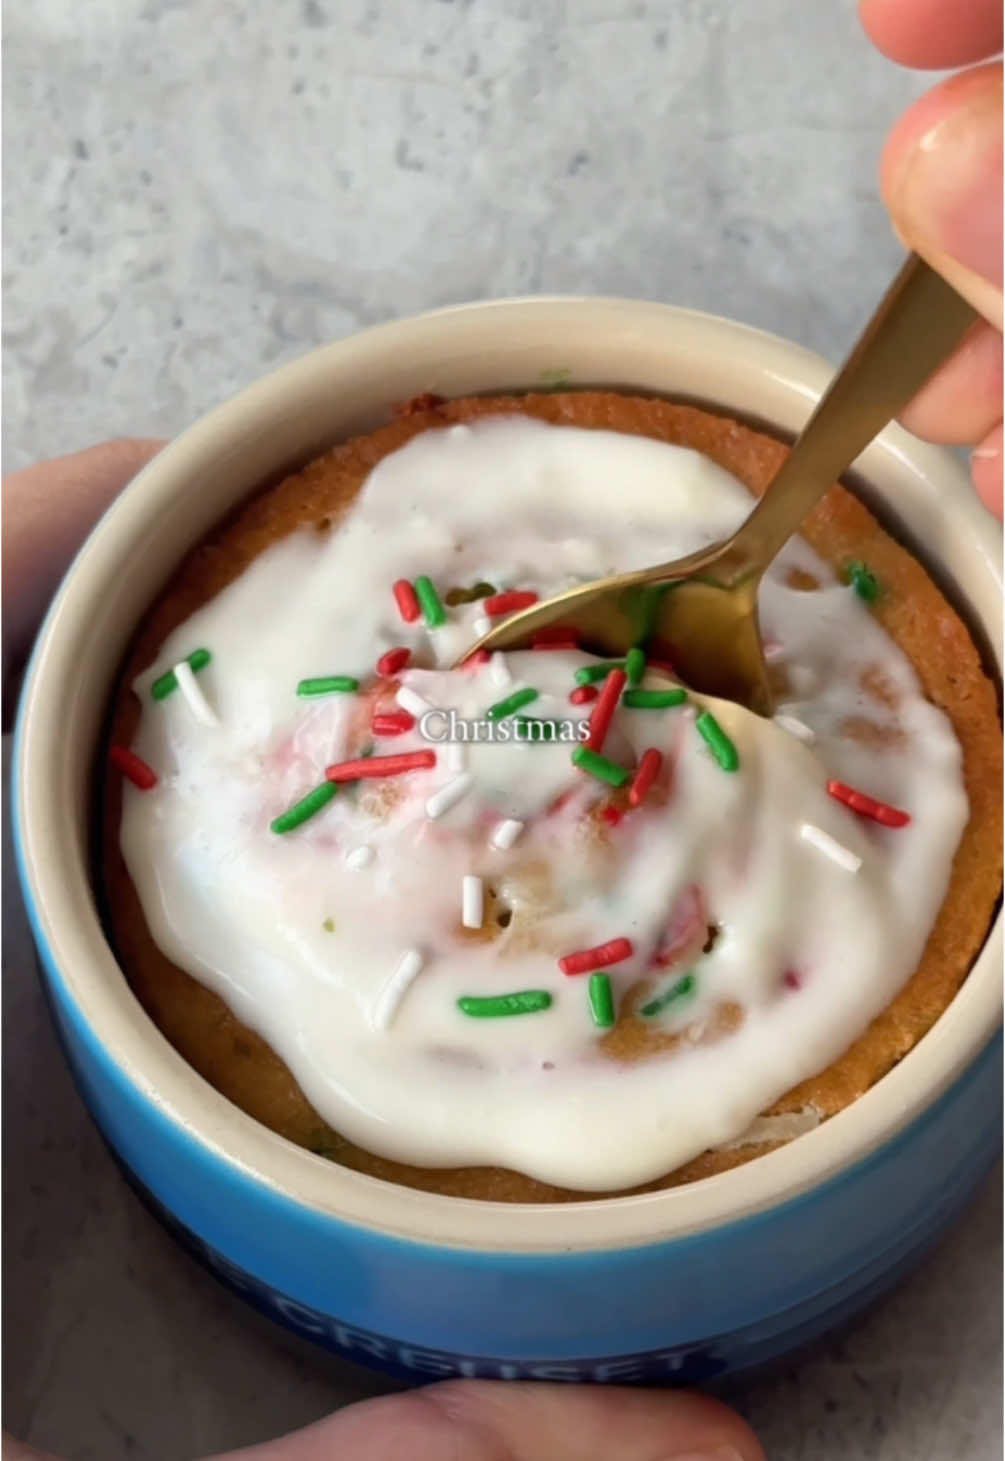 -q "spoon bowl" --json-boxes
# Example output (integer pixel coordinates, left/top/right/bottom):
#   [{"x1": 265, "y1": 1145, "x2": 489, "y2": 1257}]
[{"x1": 462, "y1": 544, "x2": 772, "y2": 714}]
